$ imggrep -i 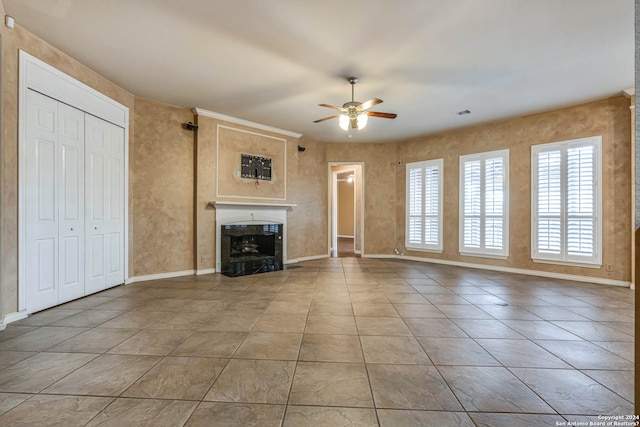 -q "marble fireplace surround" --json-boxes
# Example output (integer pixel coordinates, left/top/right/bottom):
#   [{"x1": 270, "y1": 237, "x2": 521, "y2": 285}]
[{"x1": 212, "y1": 201, "x2": 296, "y2": 272}]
